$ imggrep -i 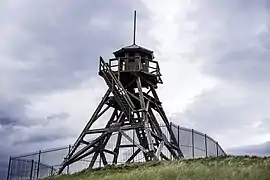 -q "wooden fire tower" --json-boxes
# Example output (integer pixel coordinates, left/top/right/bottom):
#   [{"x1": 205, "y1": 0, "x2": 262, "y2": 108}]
[{"x1": 58, "y1": 11, "x2": 183, "y2": 174}]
